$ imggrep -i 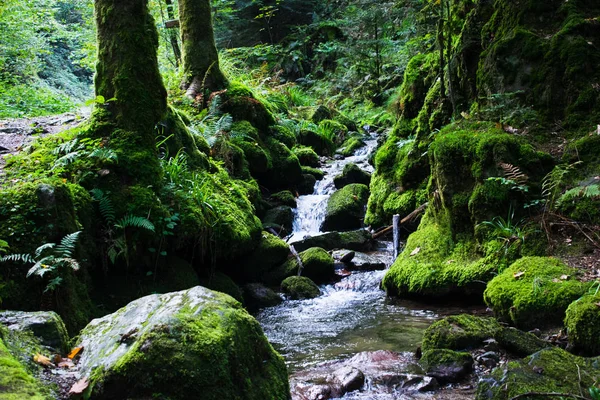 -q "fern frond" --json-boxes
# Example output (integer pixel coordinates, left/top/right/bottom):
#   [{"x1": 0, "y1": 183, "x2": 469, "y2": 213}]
[
  {"x1": 52, "y1": 139, "x2": 82, "y2": 155},
  {"x1": 90, "y1": 189, "x2": 116, "y2": 224},
  {"x1": 89, "y1": 148, "x2": 118, "y2": 163},
  {"x1": 52, "y1": 151, "x2": 82, "y2": 170},
  {"x1": 54, "y1": 231, "x2": 81, "y2": 257},
  {"x1": 499, "y1": 163, "x2": 528, "y2": 184},
  {"x1": 115, "y1": 215, "x2": 155, "y2": 232},
  {"x1": 27, "y1": 259, "x2": 53, "y2": 278},
  {"x1": 0, "y1": 253, "x2": 34, "y2": 264},
  {"x1": 557, "y1": 184, "x2": 600, "y2": 206},
  {"x1": 60, "y1": 257, "x2": 81, "y2": 271},
  {"x1": 35, "y1": 243, "x2": 55, "y2": 258}
]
